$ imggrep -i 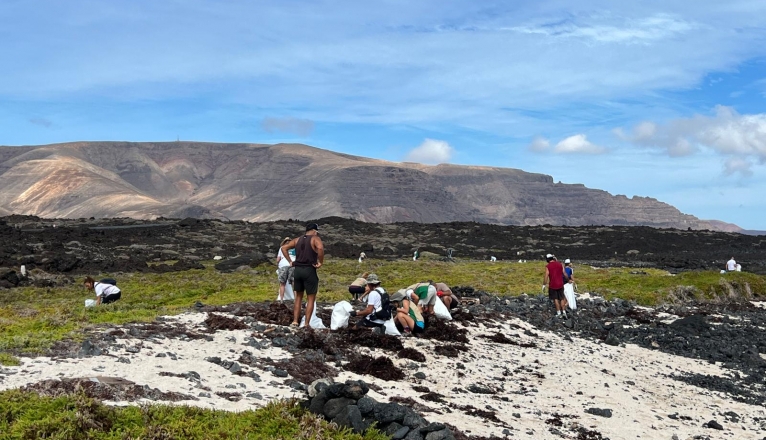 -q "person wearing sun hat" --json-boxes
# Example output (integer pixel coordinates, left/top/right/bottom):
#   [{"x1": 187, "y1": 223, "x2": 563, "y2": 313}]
[{"x1": 350, "y1": 273, "x2": 388, "y2": 334}]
